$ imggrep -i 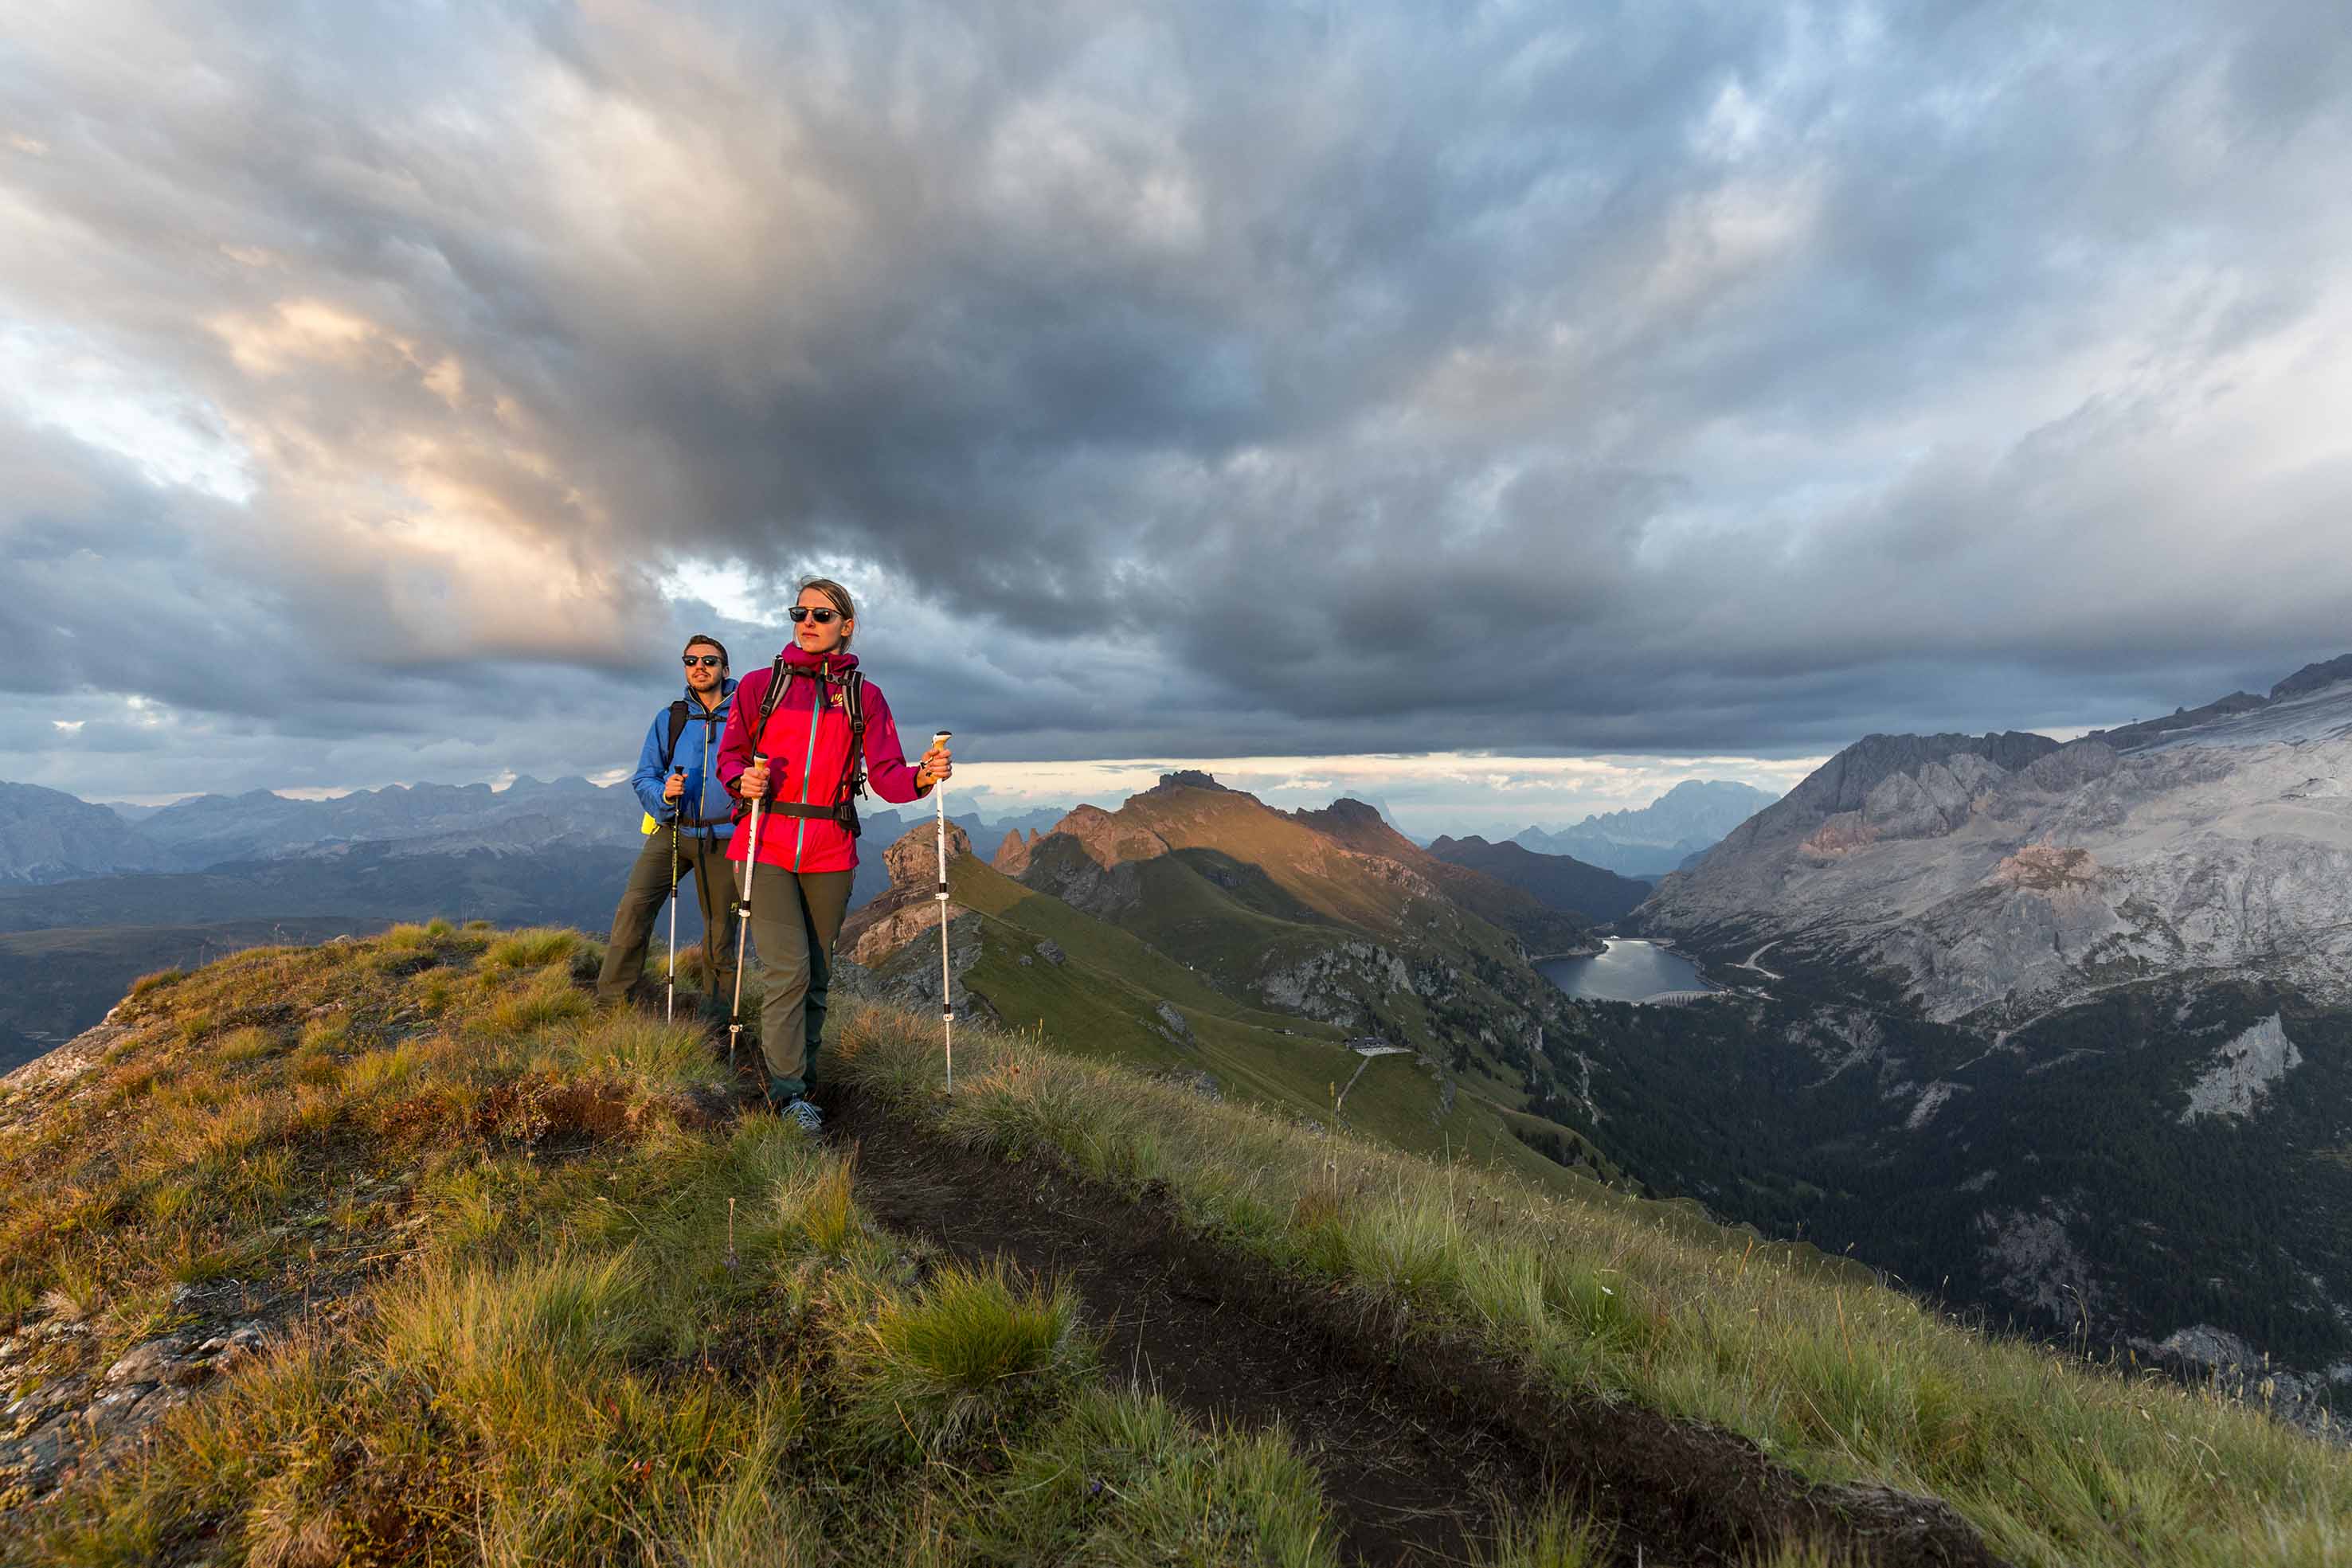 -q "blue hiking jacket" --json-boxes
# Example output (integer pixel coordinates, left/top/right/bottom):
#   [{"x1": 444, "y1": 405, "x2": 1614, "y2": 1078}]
[{"x1": 632, "y1": 679, "x2": 736, "y2": 839}]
